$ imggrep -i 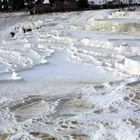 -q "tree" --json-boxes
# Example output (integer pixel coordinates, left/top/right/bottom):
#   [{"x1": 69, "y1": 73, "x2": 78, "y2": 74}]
[
  {"x1": 49, "y1": 0, "x2": 55, "y2": 5},
  {"x1": 77, "y1": 0, "x2": 89, "y2": 9},
  {"x1": 0, "y1": 0, "x2": 2, "y2": 10},
  {"x1": 2, "y1": 0, "x2": 9, "y2": 10},
  {"x1": 26, "y1": 0, "x2": 35, "y2": 9},
  {"x1": 36, "y1": 0, "x2": 44, "y2": 5},
  {"x1": 10, "y1": 0, "x2": 25, "y2": 10}
]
